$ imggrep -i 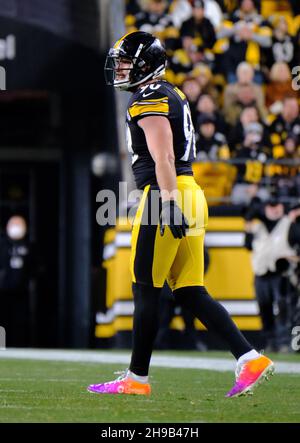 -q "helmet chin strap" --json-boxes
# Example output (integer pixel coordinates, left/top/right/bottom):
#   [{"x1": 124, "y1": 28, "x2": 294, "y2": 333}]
[{"x1": 129, "y1": 64, "x2": 166, "y2": 87}]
